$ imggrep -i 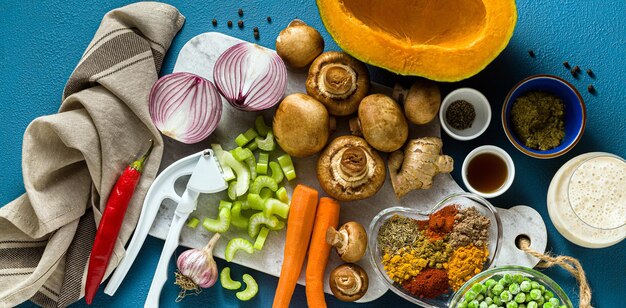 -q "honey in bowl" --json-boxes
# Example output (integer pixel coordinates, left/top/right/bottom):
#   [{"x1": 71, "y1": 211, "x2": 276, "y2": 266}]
[{"x1": 466, "y1": 152, "x2": 508, "y2": 193}]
